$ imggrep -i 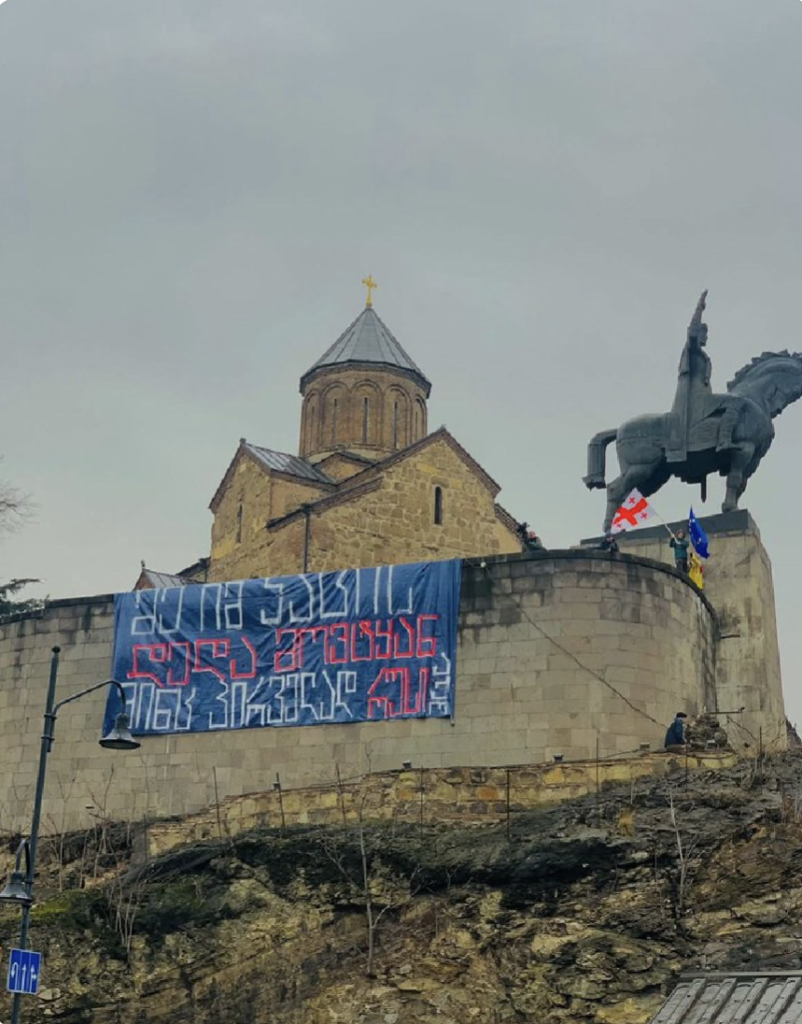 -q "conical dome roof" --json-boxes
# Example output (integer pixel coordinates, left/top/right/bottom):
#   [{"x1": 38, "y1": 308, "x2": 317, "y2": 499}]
[{"x1": 300, "y1": 307, "x2": 431, "y2": 395}]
